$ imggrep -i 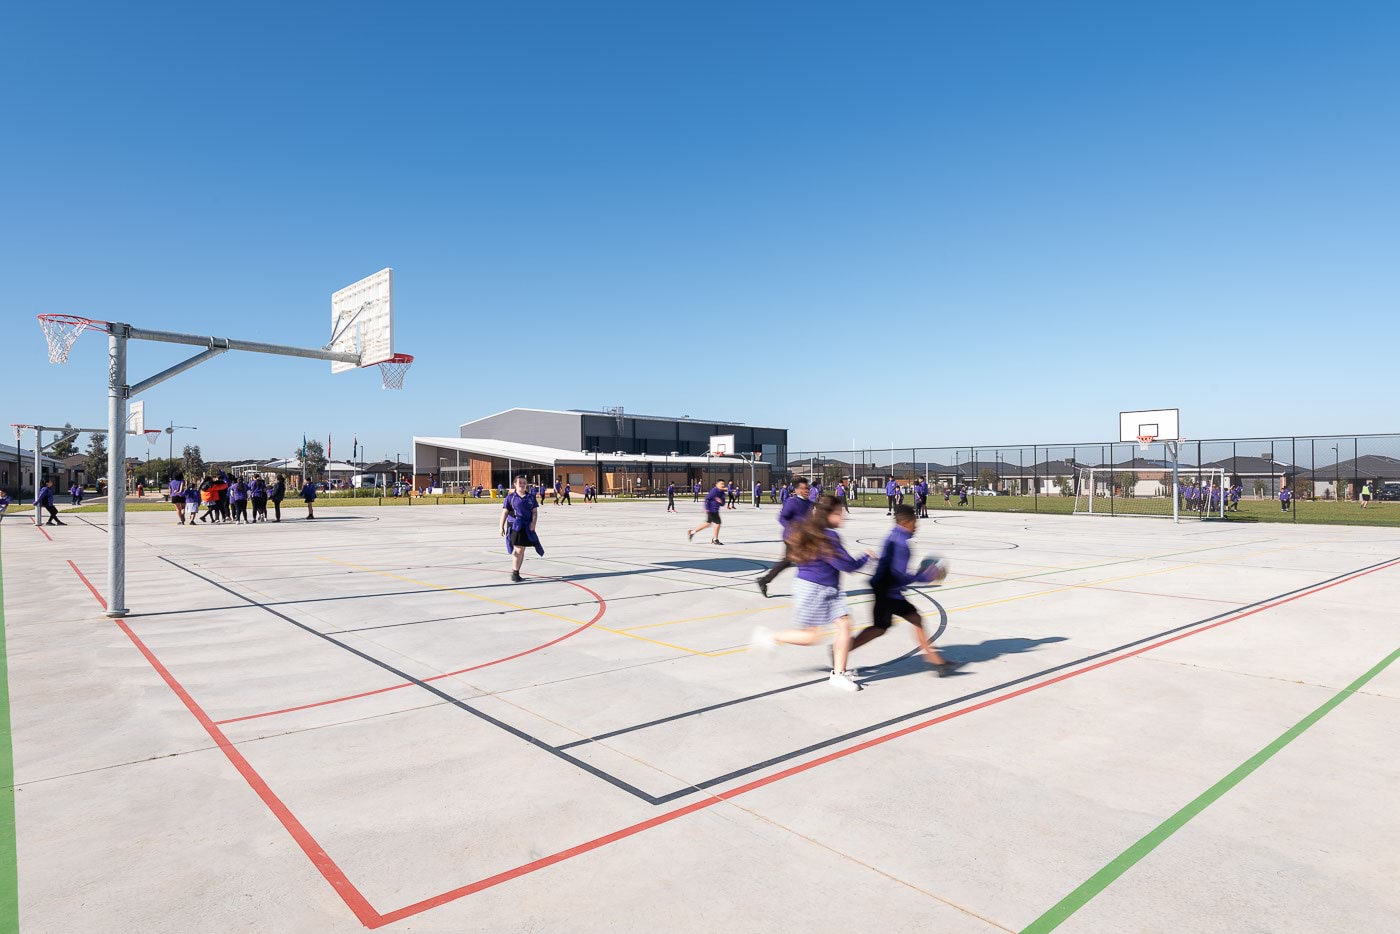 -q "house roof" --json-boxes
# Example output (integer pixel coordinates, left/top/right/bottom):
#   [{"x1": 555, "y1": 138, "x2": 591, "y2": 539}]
[{"x1": 1299, "y1": 454, "x2": 1400, "y2": 480}]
